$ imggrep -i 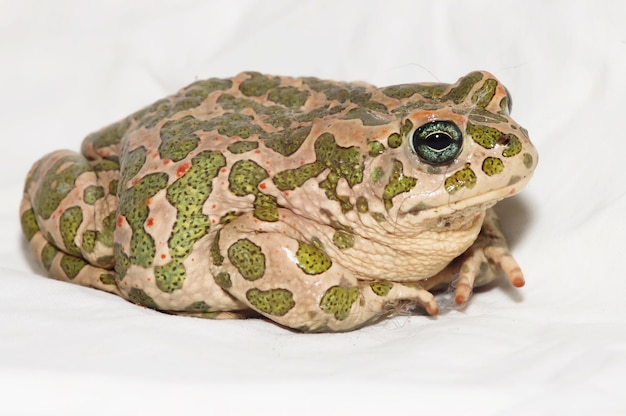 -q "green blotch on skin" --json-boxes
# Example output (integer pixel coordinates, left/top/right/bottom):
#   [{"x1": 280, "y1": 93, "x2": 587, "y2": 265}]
[
  {"x1": 467, "y1": 122, "x2": 504, "y2": 150},
  {"x1": 263, "y1": 126, "x2": 312, "y2": 157},
  {"x1": 210, "y1": 232, "x2": 224, "y2": 266},
  {"x1": 99, "y1": 273, "x2": 116, "y2": 285},
  {"x1": 370, "y1": 281, "x2": 393, "y2": 296},
  {"x1": 239, "y1": 72, "x2": 281, "y2": 97},
  {"x1": 523, "y1": 153, "x2": 533, "y2": 169},
  {"x1": 186, "y1": 301, "x2": 211, "y2": 312},
  {"x1": 466, "y1": 108, "x2": 509, "y2": 124},
  {"x1": 356, "y1": 196, "x2": 369, "y2": 213},
  {"x1": 383, "y1": 160, "x2": 417, "y2": 209},
  {"x1": 60, "y1": 254, "x2": 87, "y2": 280},
  {"x1": 382, "y1": 83, "x2": 448, "y2": 100},
  {"x1": 387, "y1": 133, "x2": 402, "y2": 148},
  {"x1": 229, "y1": 160, "x2": 269, "y2": 196},
  {"x1": 482, "y1": 157, "x2": 504, "y2": 176},
  {"x1": 319, "y1": 286, "x2": 359, "y2": 320},
  {"x1": 96, "y1": 255, "x2": 114, "y2": 267},
  {"x1": 82, "y1": 230, "x2": 96, "y2": 253},
  {"x1": 21, "y1": 208, "x2": 39, "y2": 241},
  {"x1": 273, "y1": 133, "x2": 364, "y2": 212},
  {"x1": 33, "y1": 154, "x2": 92, "y2": 220},
  {"x1": 109, "y1": 180, "x2": 119, "y2": 196},
  {"x1": 367, "y1": 140, "x2": 385, "y2": 157},
  {"x1": 155, "y1": 150, "x2": 226, "y2": 292},
  {"x1": 41, "y1": 244, "x2": 58, "y2": 271},
  {"x1": 158, "y1": 116, "x2": 202, "y2": 162},
  {"x1": 119, "y1": 146, "x2": 147, "y2": 186},
  {"x1": 246, "y1": 288, "x2": 295, "y2": 316},
  {"x1": 229, "y1": 159, "x2": 278, "y2": 222},
  {"x1": 227, "y1": 141, "x2": 259, "y2": 154},
  {"x1": 96, "y1": 211, "x2": 116, "y2": 248},
  {"x1": 154, "y1": 260, "x2": 186, "y2": 293},
  {"x1": 128, "y1": 288, "x2": 158, "y2": 309},
  {"x1": 214, "y1": 272, "x2": 232, "y2": 289},
  {"x1": 59, "y1": 206, "x2": 83, "y2": 257},
  {"x1": 472, "y1": 78, "x2": 497, "y2": 109},
  {"x1": 228, "y1": 238, "x2": 266, "y2": 281},
  {"x1": 445, "y1": 165, "x2": 477, "y2": 194},
  {"x1": 441, "y1": 71, "x2": 484, "y2": 104},
  {"x1": 114, "y1": 244, "x2": 130, "y2": 279},
  {"x1": 332, "y1": 230, "x2": 354, "y2": 250},
  {"x1": 83, "y1": 185, "x2": 105, "y2": 205},
  {"x1": 371, "y1": 212, "x2": 386, "y2": 222},
  {"x1": 295, "y1": 241, "x2": 332, "y2": 275},
  {"x1": 118, "y1": 172, "x2": 169, "y2": 268},
  {"x1": 502, "y1": 134, "x2": 522, "y2": 157},
  {"x1": 219, "y1": 211, "x2": 242, "y2": 225},
  {"x1": 267, "y1": 86, "x2": 310, "y2": 108},
  {"x1": 400, "y1": 119, "x2": 414, "y2": 137},
  {"x1": 117, "y1": 147, "x2": 168, "y2": 269},
  {"x1": 166, "y1": 151, "x2": 225, "y2": 260}
]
